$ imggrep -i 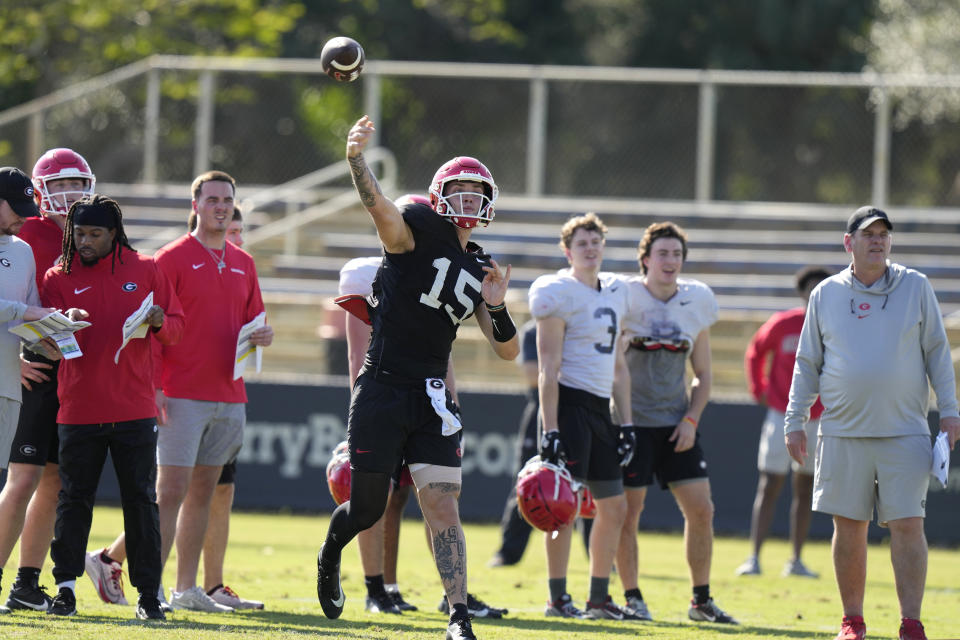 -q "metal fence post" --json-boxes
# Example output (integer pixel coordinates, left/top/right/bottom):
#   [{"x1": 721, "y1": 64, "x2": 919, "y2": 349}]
[
  {"x1": 696, "y1": 79, "x2": 716, "y2": 202},
  {"x1": 526, "y1": 75, "x2": 547, "y2": 196},
  {"x1": 871, "y1": 85, "x2": 890, "y2": 207},
  {"x1": 27, "y1": 111, "x2": 43, "y2": 167},
  {"x1": 194, "y1": 70, "x2": 216, "y2": 176},
  {"x1": 364, "y1": 74, "x2": 382, "y2": 149},
  {"x1": 143, "y1": 67, "x2": 160, "y2": 184}
]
